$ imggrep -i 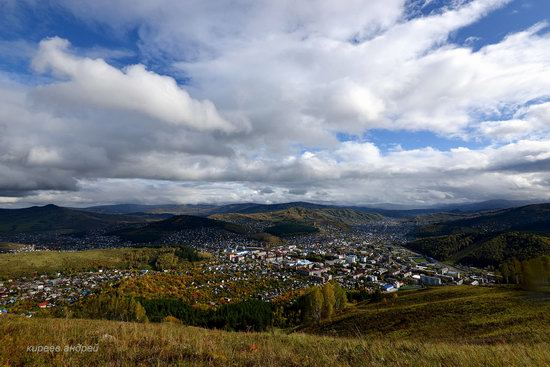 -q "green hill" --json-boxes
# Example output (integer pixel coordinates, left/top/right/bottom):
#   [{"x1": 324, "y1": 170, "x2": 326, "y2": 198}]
[
  {"x1": 2, "y1": 286, "x2": 550, "y2": 366},
  {"x1": 407, "y1": 232, "x2": 550, "y2": 267},
  {"x1": 211, "y1": 207, "x2": 384, "y2": 231},
  {"x1": 414, "y1": 203, "x2": 550, "y2": 238},
  {"x1": 0, "y1": 204, "x2": 146, "y2": 234},
  {"x1": 406, "y1": 203, "x2": 550, "y2": 266},
  {"x1": 264, "y1": 222, "x2": 319, "y2": 237},
  {"x1": 112, "y1": 214, "x2": 245, "y2": 243}
]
